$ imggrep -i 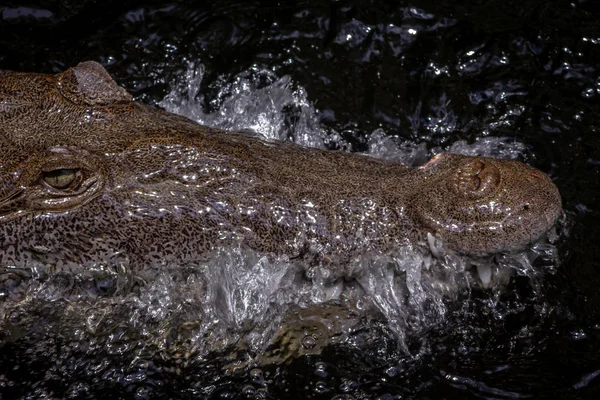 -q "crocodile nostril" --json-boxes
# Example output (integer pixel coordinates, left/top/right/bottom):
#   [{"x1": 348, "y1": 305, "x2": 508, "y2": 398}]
[{"x1": 470, "y1": 176, "x2": 482, "y2": 191}]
